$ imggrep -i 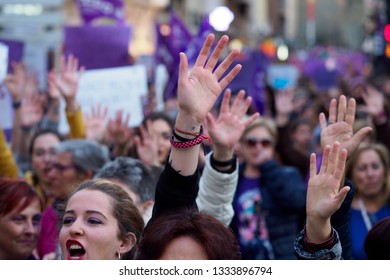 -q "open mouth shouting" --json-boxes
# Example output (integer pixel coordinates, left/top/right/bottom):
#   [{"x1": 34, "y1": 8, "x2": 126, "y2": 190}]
[{"x1": 66, "y1": 240, "x2": 86, "y2": 260}]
